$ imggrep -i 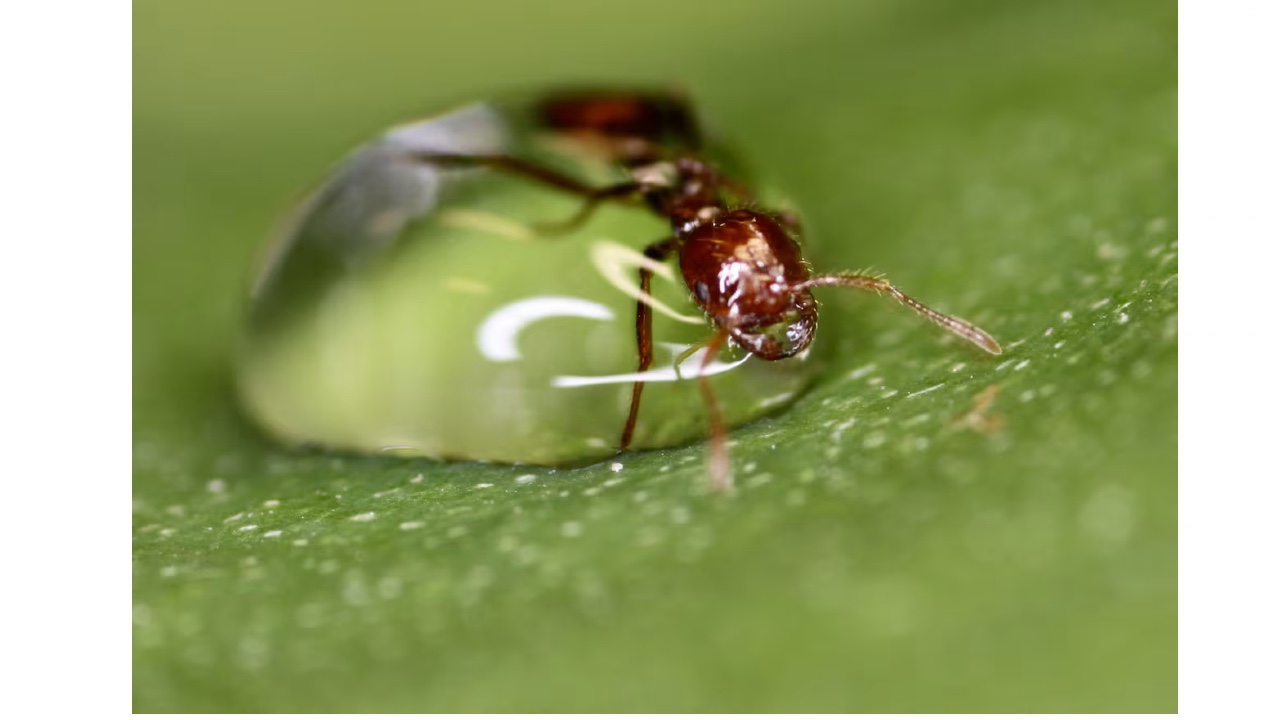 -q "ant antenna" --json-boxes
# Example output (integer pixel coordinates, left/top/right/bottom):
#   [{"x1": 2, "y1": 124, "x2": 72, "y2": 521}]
[{"x1": 798, "y1": 274, "x2": 1002, "y2": 355}]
